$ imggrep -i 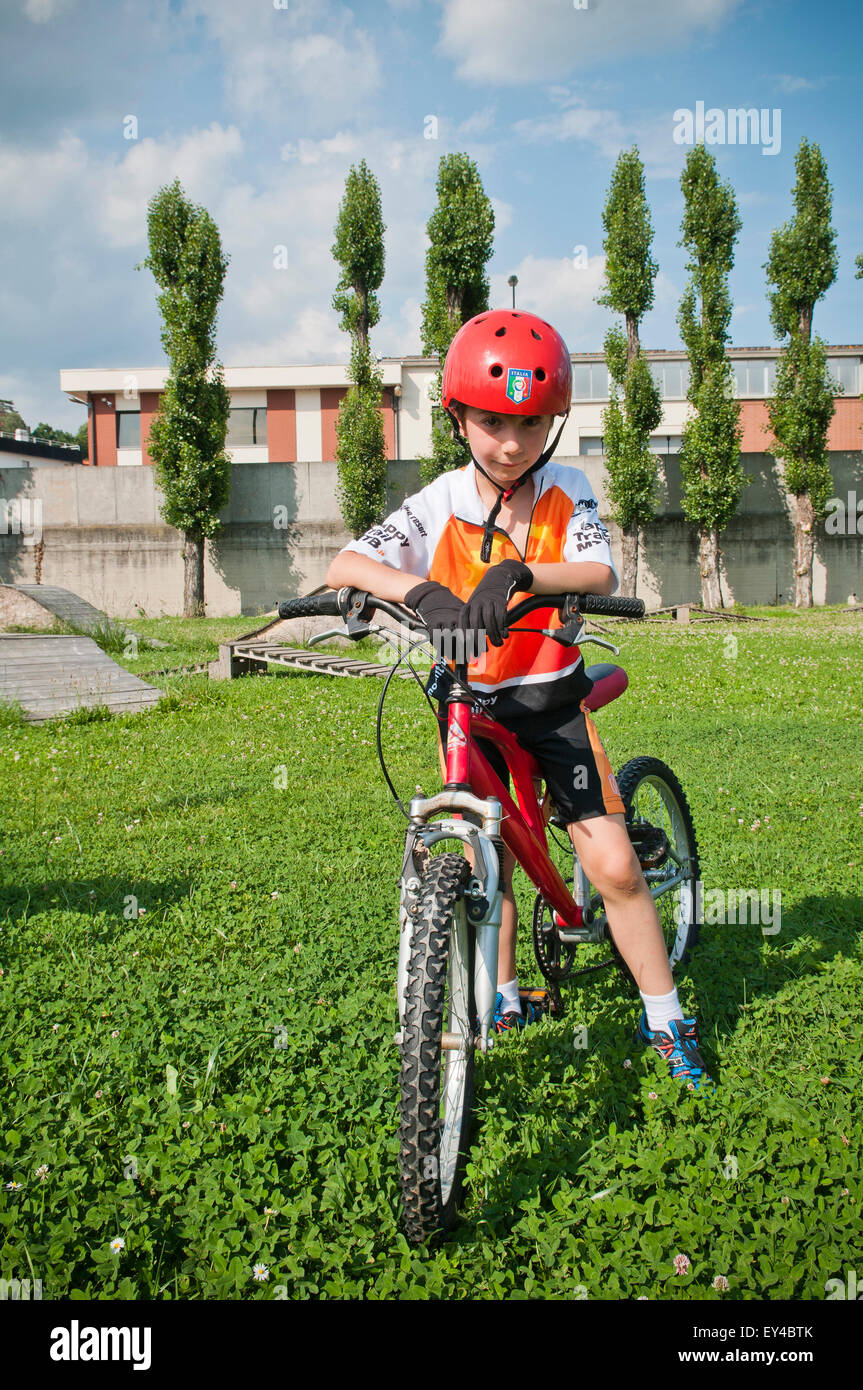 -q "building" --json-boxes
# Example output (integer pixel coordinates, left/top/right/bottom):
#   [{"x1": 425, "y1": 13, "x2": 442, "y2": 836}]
[
  {"x1": 58, "y1": 347, "x2": 863, "y2": 467},
  {"x1": 0, "y1": 430, "x2": 82, "y2": 468}
]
